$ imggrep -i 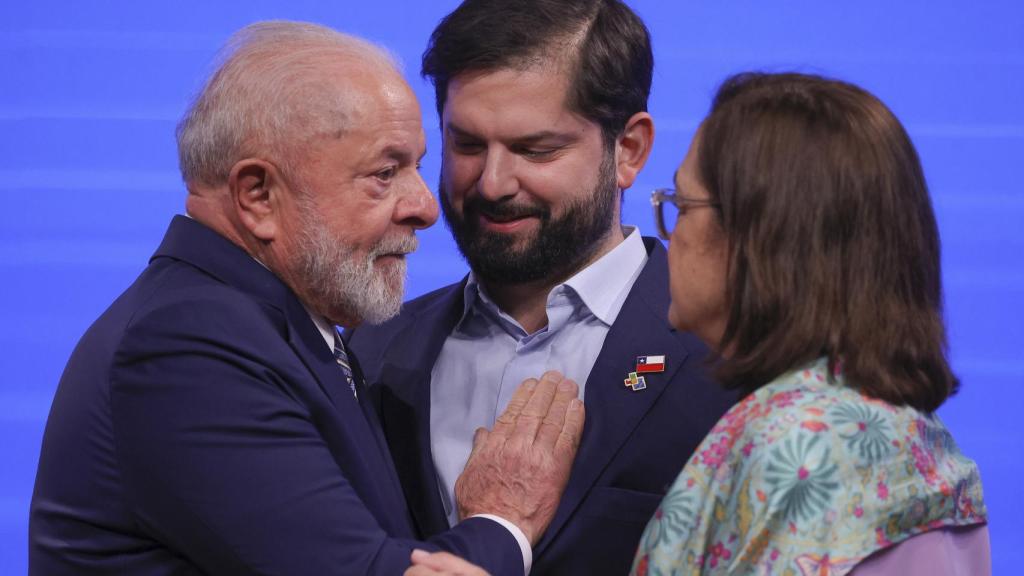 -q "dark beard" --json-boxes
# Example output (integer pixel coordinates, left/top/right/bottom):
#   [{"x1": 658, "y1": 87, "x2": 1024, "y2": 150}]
[{"x1": 440, "y1": 151, "x2": 619, "y2": 285}]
